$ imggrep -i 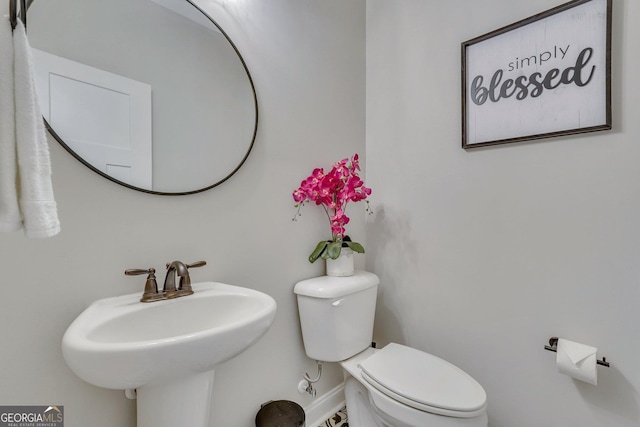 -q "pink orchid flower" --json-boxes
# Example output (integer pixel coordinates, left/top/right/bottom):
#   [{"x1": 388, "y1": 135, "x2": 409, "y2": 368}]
[{"x1": 292, "y1": 154, "x2": 373, "y2": 263}]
